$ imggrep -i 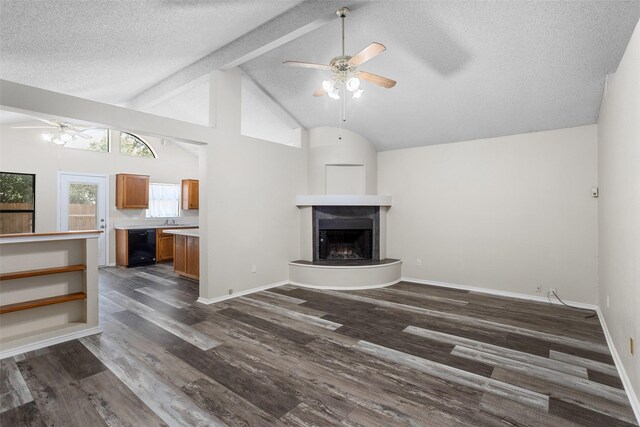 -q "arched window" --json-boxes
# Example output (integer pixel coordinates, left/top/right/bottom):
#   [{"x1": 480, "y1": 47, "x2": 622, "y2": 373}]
[{"x1": 120, "y1": 132, "x2": 156, "y2": 158}]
